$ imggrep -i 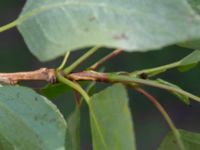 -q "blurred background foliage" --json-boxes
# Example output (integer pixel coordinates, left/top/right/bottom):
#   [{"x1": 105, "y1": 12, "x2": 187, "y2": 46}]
[{"x1": 0, "y1": 1, "x2": 200, "y2": 150}]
